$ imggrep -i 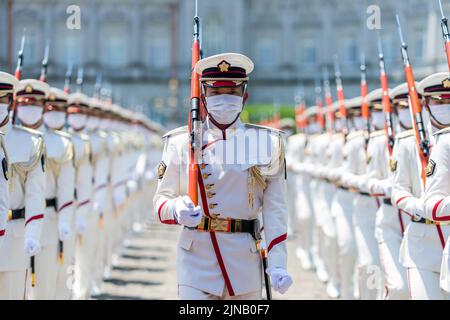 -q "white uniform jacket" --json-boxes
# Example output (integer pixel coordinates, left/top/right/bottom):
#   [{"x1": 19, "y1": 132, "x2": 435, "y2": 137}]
[
  {"x1": 0, "y1": 124, "x2": 46, "y2": 271},
  {"x1": 153, "y1": 118, "x2": 288, "y2": 296}
]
